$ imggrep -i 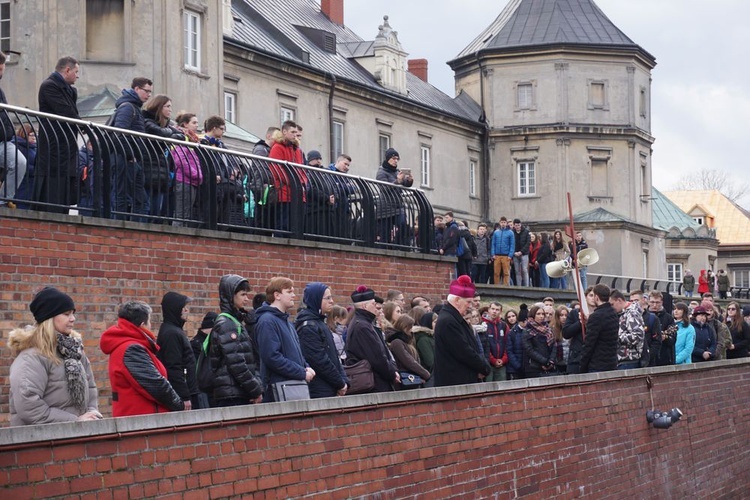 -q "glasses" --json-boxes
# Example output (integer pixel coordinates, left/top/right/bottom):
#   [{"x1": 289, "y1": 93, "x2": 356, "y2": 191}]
[
  {"x1": 727, "y1": 307, "x2": 736, "y2": 311},
  {"x1": 138, "y1": 87, "x2": 153, "y2": 95},
  {"x1": 322, "y1": 295, "x2": 334, "y2": 301}
]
